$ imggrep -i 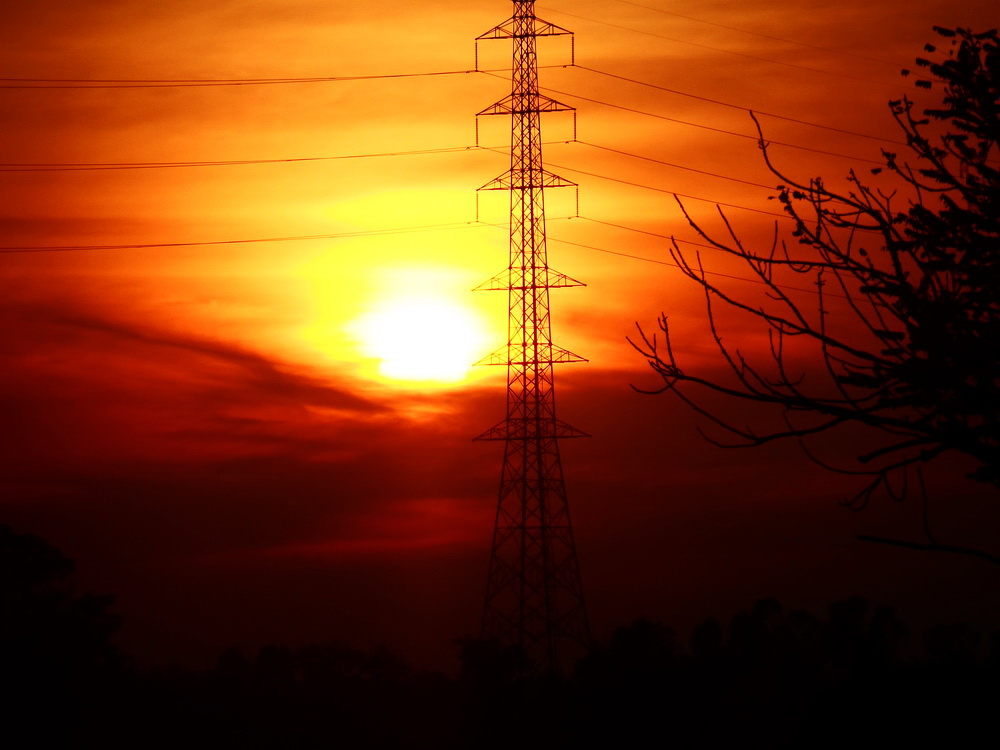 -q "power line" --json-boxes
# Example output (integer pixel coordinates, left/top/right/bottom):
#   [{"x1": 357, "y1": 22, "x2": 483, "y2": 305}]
[
  {"x1": 576, "y1": 141, "x2": 774, "y2": 189},
  {"x1": 578, "y1": 216, "x2": 696, "y2": 244},
  {"x1": 544, "y1": 159, "x2": 789, "y2": 218},
  {"x1": 3, "y1": 59, "x2": 901, "y2": 149},
  {"x1": 604, "y1": 0, "x2": 897, "y2": 66},
  {"x1": 538, "y1": 6, "x2": 899, "y2": 88},
  {"x1": 0, "y1": 138, "x2": 776, "y2": 195},
  {"x1": 0, "y1": 67, "x2": 508, "y2": 89},
  {"x1": 0, "y1": 137, "x2": 778, "y2": 201},
  {"x1": 489, "y1": 143, "x2": 787, "y2": 216},
  {"x1": 532, "y1": 80, "x2": 885, "y2": 165},
  {"x1": 0, "y1": 221, "x2": 479, "y2": 253},
  {"x1": 547, "y1": 232, "x2": 828, "y2": 296},
  {"x1": 574, "y1": 216, "x2": 736, "y2": 254},
  {"x1": 550, "y1": 234, "x2": 776, "y2": 288},
  {"x1": 550, "y1": 216, "x2": 841, "y2": 297},
  {"x1": 4, "y1": 61, "x2": 899, "y2": 157},
  {"x1": 576, "y1": 66, "x2": 905, "y2": 145},
  {"x1": 0, "y1": 209, "x2": 842, "y2": 300},
  {"x1": 549, "y1": 234, "x2": 680, "y2": 266},
  {"x1": 0, "y1": 144, "x2": 497, "y2": 172},
  {"x1": 0, "y1": 66, "x2": 567, "y2": 89}
]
